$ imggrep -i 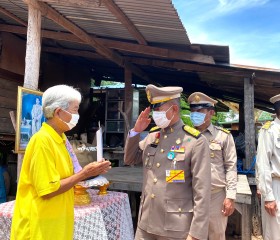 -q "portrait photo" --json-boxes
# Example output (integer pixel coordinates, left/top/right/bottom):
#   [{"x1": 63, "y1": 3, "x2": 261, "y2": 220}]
[{"x1": 15, "y1": 87, "x2": 45, "y2": 153}]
